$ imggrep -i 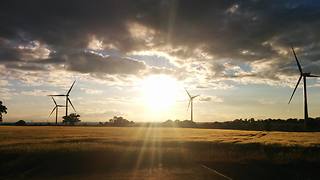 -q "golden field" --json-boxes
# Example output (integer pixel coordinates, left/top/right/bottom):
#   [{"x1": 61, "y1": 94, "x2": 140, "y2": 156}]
[
  {"x1": 1, "y1": 126, "x2": 320, "y2": 149},
  {"x1": 1, "y1": 126, "x2": 320, "y2": 179}
]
